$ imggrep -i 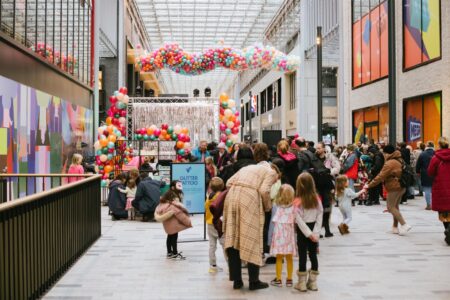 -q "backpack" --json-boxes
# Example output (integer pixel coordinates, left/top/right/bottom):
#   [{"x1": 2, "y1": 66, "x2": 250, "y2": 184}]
[{"x1": 398, "y1": 160, "x2": 416, "y2": 188}]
